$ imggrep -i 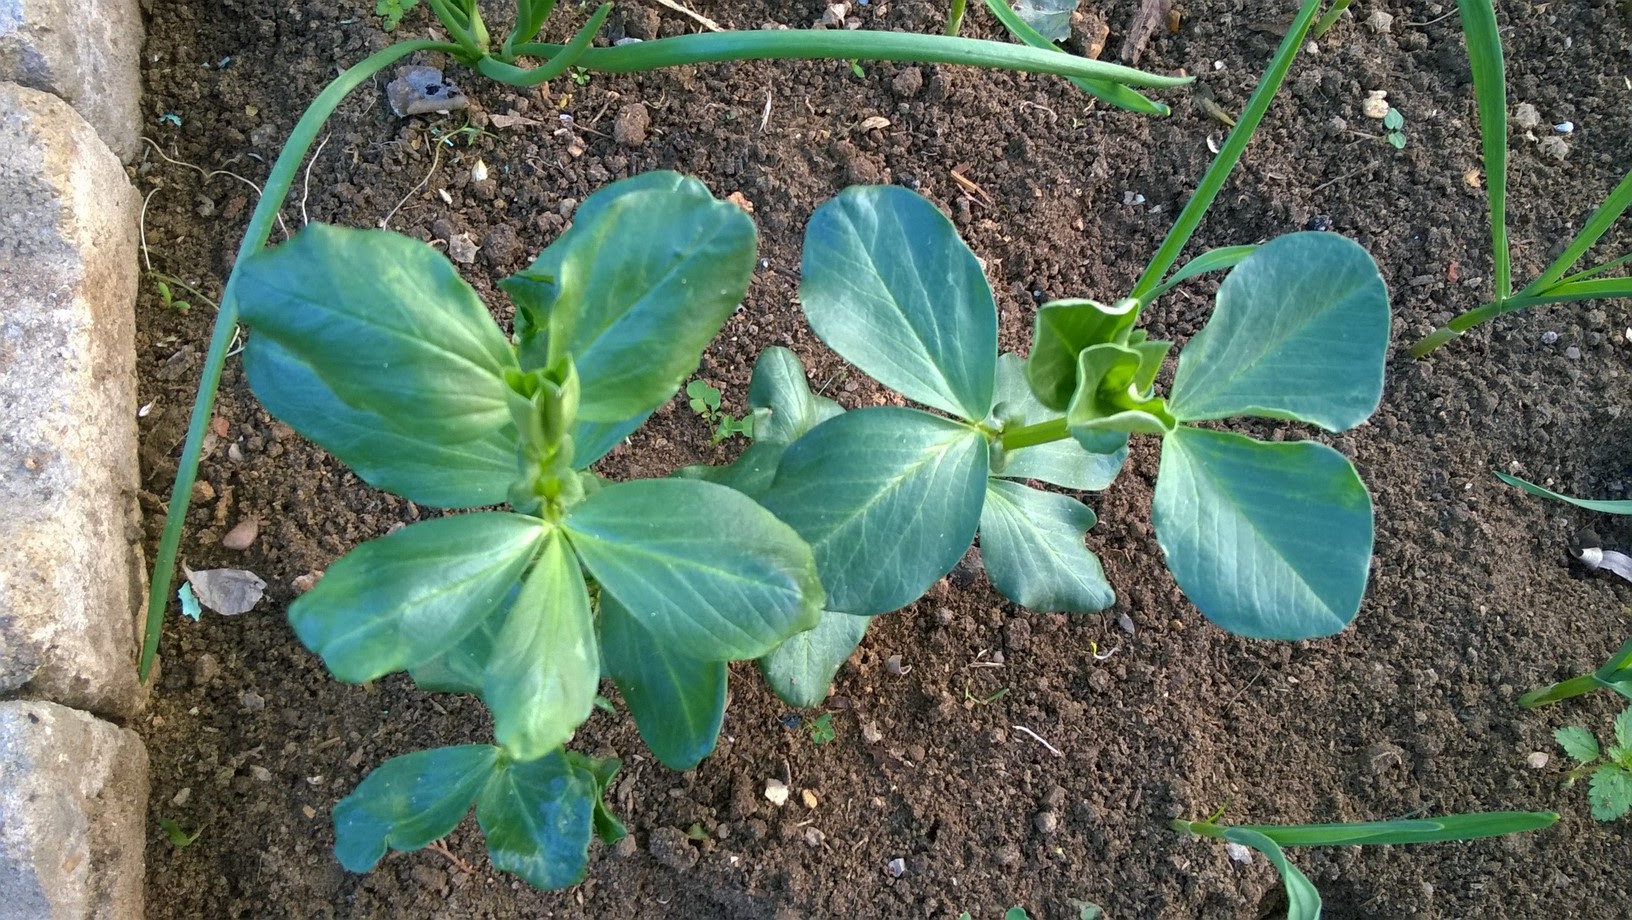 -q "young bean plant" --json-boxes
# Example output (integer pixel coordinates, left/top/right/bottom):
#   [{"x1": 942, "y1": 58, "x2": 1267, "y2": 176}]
[
  {"x1": 138, "y1": 0, "x2": 1190, "y2": 681},
  {"x1": 1172, "y1": 809, "x2": 1558, "y2": 919},
  {"x1": 1410, "y1": 0, "x2": 1632, "y2": 356},
  {"x1": 232, "y1": 173, "x2": 828, "y2": 887}
]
